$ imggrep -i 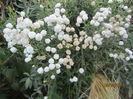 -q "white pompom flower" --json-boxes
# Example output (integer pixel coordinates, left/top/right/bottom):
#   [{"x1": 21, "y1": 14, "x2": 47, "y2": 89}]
[
  {"x1": 10, "y1": 47, "x2": 17, "y2": 53},
  {"x1": 55, "y1": 3, "x2": 61, "y2": 8},
  {"x1": 37, "y1": 67, "x2": 44, "y2": 74},
  {"x1": 49, "y1": 64, "x2": 55, "y2": 70},
  {"x1": 44, "y1": 67, "x2": 50, "y2": 72},
  {"x1": 51, "y1": 48, "x2": 57, "y2": 53},
  {"x1": 45, "y1": 38, "x2": 51, "y2": 44},
  {"x1": 55, "y1": 64, "x2": 61, "y2": 69},
  {"x1": 40, "y1": 30, "x2": 47, "y2": 36},
  {"x1": 79, "y1": 68, "x2": 85, "y2": 74},
  {"x1": 25, "y1": 57, "x2": 31, "y2": 63},
  {"x1": 51, "y1": 75, "x2": 55, "y2": 79},
  {"x1": 61, "y1": 8, "x2": 66, "y2": 13},
  {"x1": 20, "y1": 11, "x2": 25, "y2": 17},
  {"x1": 53, "y1": 54, "x2": 59, "y2": 60},
  {"x1": 73, "y1": 76, "x2": 78, "y2": 82},
  {"x1": 58, "y1": 58, "x2": 64, "y2": 64},
  {"x1": 35, "y1": 33, "x2": 43, "y2": 41},
  {"x1": 45, "y1": 46, "x2": 51, "y2": 52},
  {"x1": 48, "y1": 58, "x2": 55, "y2": 64},
  {"x1": 28, "y1": 32, "x2": 36, "y2": 39},
  {"x1": 56, "y1": 69, "x2": 61, "y2": 74},
  {"x1": 6, "y1": 23, "x2": 13, "y2": 29}
]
